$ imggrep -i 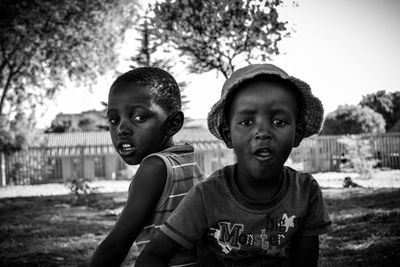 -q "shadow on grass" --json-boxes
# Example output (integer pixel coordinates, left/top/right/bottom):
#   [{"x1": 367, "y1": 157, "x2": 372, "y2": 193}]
[
  {"x1": 320, "y1": 188, "x2": 400, "y2": 266},
  {"x1": 1, "y1": 189, "x2": 399, "y2": 266},
  {"x1": 324, "y1": 188, "x2": 400, "y2": 210},
  {"x1": 0, "y1": 193, "x2": 127, "y2": 267}
]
